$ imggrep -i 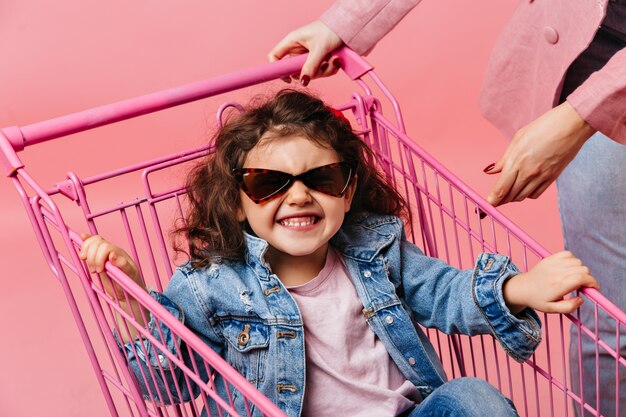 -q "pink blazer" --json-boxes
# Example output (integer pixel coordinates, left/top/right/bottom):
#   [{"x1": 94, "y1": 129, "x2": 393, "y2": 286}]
[{"x1": 320, "y1": 0, "x2": 626, "y2": 143}]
